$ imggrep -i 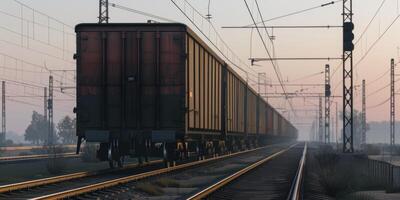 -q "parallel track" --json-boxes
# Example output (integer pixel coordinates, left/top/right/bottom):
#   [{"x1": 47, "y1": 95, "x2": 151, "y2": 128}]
[
  {"x1": 0, "y1": 160, "x2": 162, "y2": 196},
  {"x1": 0, "y1": 152, "x2": 79, "y2": 164},
  {"x1": 188, "y1": 143, "x2": 307, "y2": 200},
  {"x1": 1, "y1": 143, "x2": 293, "y2": 199}
]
